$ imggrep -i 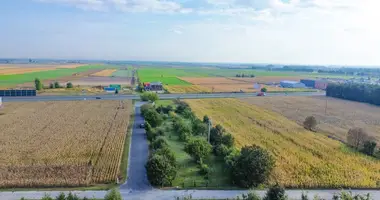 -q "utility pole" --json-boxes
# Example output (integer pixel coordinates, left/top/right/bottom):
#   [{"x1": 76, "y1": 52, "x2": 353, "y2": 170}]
[
  {"x1": 208, "y1": 119, "x2": 212, "y2": 143},
  {"x1": 325, "y1": 98, "x2": 328, "y2": 115}
]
